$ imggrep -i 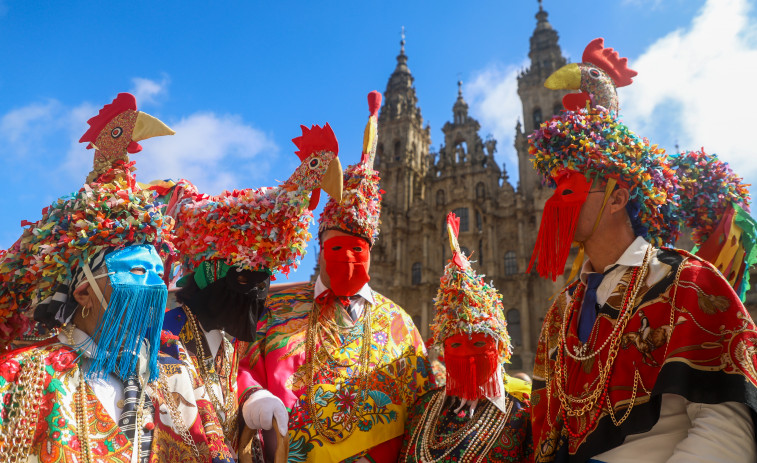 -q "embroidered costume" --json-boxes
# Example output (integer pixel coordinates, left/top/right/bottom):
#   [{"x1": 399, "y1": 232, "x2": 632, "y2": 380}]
[
  {"x1": 241, "y1": 91, "x2": 434, "y2": 462},
  {"x1": 528, "y1": 40, "x2": 757, "y2": 462},
  {"x1": 0, "y1": 93, "x2": 233, "y2": 462},
  {"x1": 399, "y1": 212, "x2": 533, "y2": 462},
  {"x1": 154, "y1": 123, "x2": 343, "y2": 456}
]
